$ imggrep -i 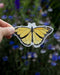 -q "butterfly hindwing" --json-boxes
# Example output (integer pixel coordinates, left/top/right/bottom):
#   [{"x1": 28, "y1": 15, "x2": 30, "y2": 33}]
[
  {"x1": 15, "y1": 27, "x2": 32, "y2": 47},
  {"x1": 33, "y1": 26, "x2": 53, "y2": 47},
  {"x1": 33, "y1": 32, "x2": 42, "y2": 44}
]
